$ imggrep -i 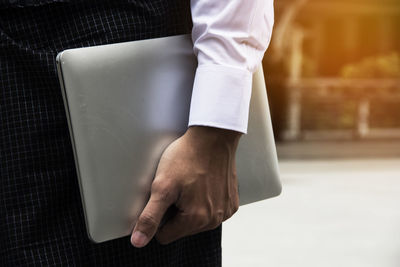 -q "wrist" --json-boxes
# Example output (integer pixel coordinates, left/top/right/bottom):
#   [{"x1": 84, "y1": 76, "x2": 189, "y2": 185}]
[{"x1": 185, "y1": 126, "x2": 242, "y2": 150}]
